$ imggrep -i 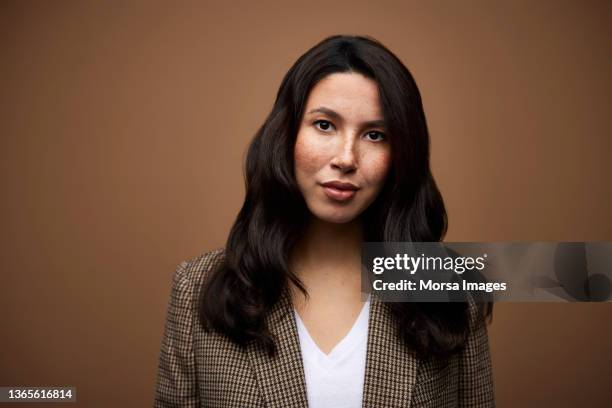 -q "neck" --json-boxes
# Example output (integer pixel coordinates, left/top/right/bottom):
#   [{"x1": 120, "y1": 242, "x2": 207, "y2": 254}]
[{"x1": 289, "y1": 216, "x2": 364, "y2": 279}]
